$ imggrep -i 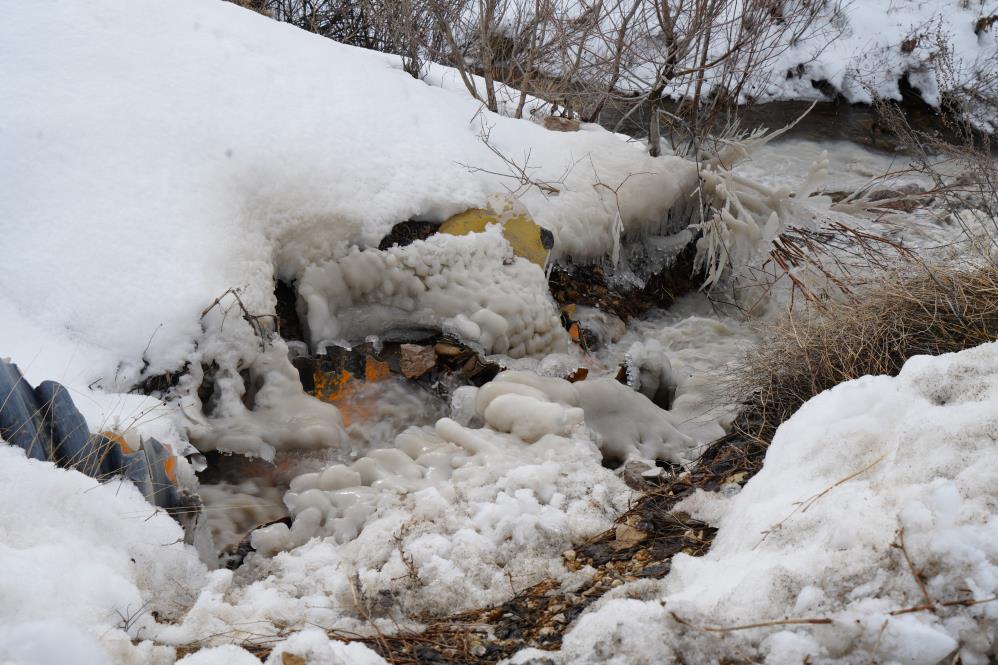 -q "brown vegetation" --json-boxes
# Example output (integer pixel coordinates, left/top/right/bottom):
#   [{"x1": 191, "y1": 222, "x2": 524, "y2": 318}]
[{"x1": 733, "y1": 262, "x2": 998, "y2": 445}]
